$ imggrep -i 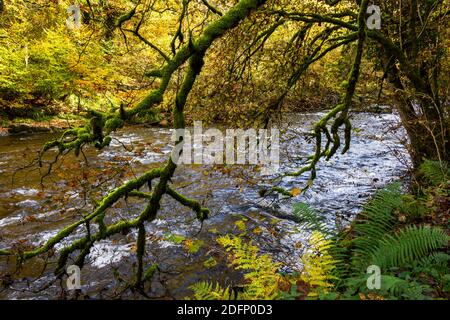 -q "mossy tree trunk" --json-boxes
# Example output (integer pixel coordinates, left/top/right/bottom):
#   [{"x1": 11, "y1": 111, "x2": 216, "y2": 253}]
[{"x1": 378, "y1": 0, "x2": 449, "y2": 167}]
